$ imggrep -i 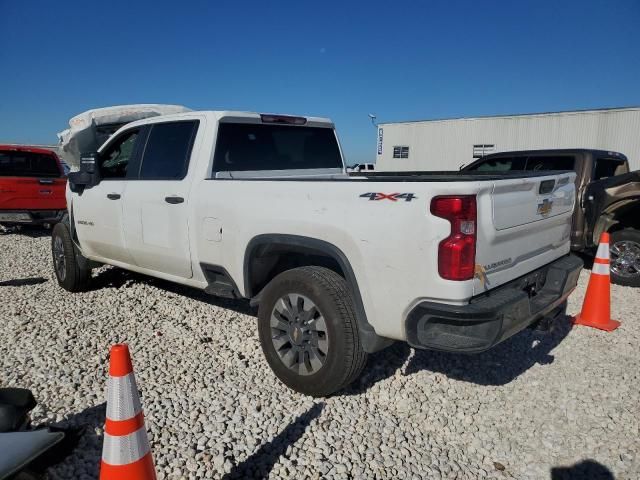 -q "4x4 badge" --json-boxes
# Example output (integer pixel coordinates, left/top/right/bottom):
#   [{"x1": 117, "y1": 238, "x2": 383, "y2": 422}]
[{"x1": 360, "y1": 193, "x2": 417, "y2": 202}]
